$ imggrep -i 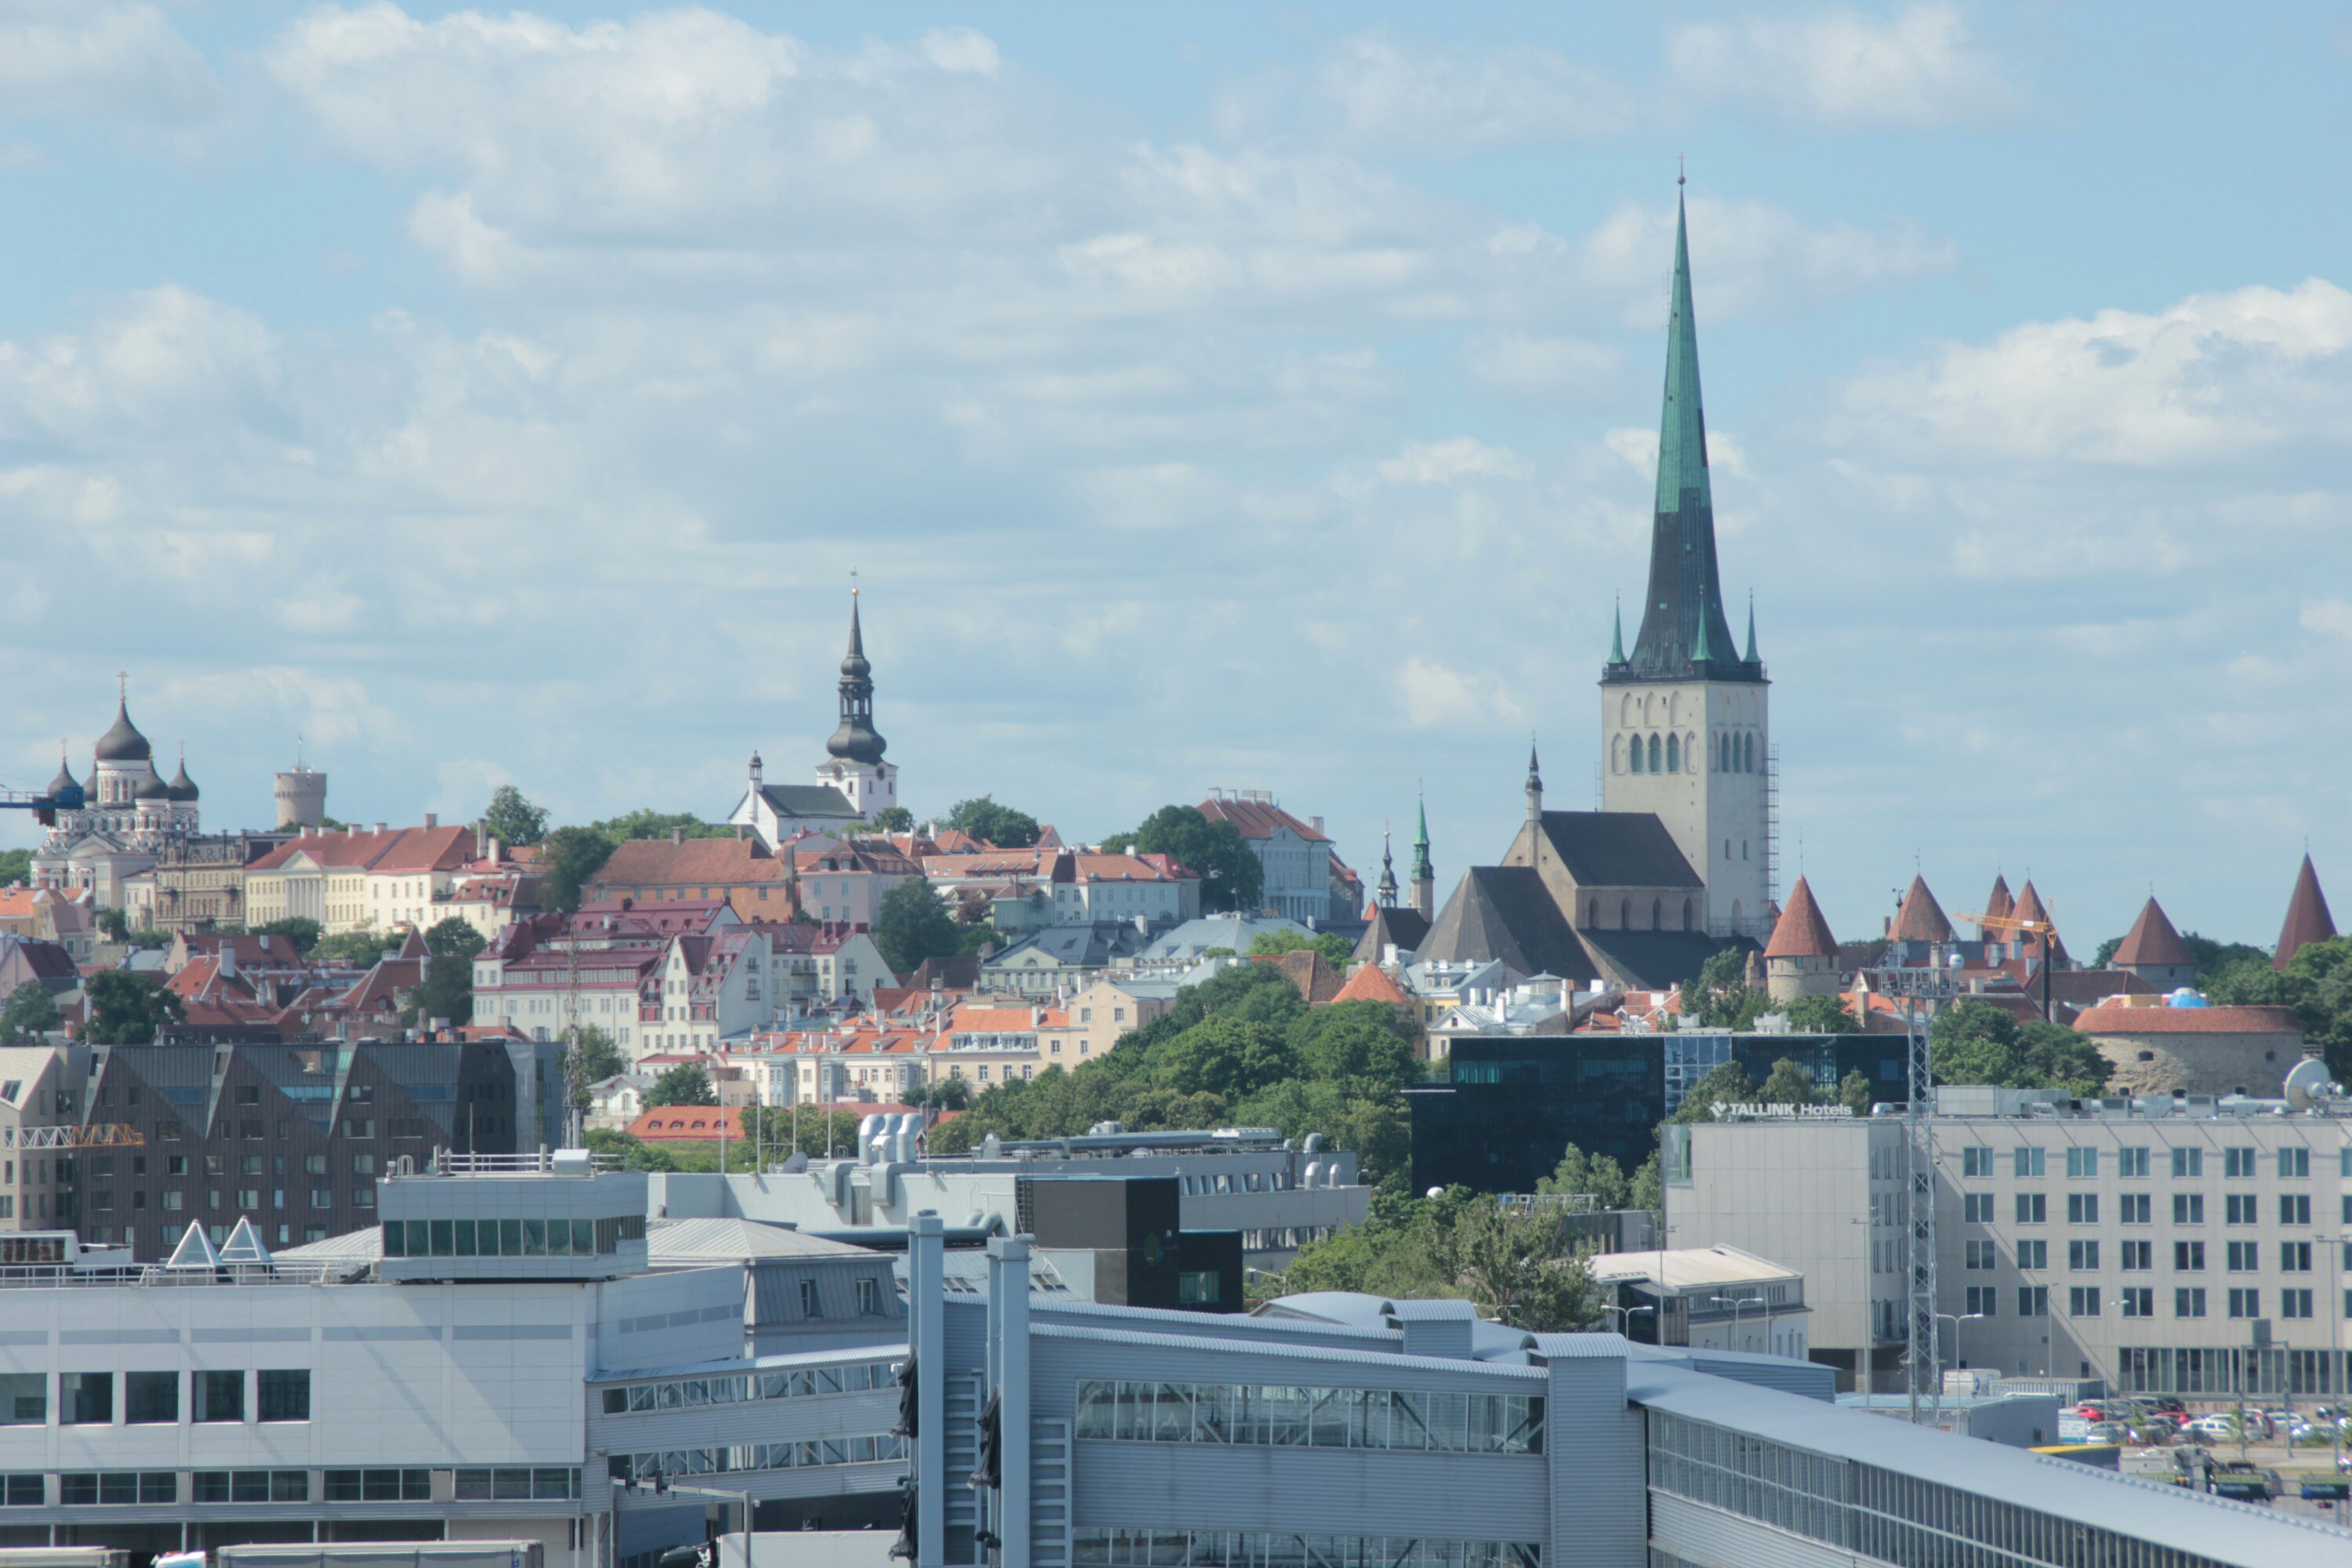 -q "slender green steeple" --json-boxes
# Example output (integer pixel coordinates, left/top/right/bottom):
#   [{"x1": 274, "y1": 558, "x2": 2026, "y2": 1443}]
[
  {"x1": 1609, "y1": 597, "x2": 1625, "y2": 663},
  {"x1": 1744, "y1": 594, "x2": 1759, "y2": 663},
  {"x1": 1612, "y1": 177, "x2": 1747, "y2": 684},
  {"x1": 1410, "y1": 794, "x2": 1432, "y2": 882}
]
